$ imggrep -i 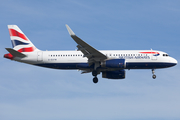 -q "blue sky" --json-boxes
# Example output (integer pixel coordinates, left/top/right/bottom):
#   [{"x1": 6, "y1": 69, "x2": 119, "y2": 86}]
[{"x1": 1, "y1": 0, "x2": 180, "y2": 120}]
